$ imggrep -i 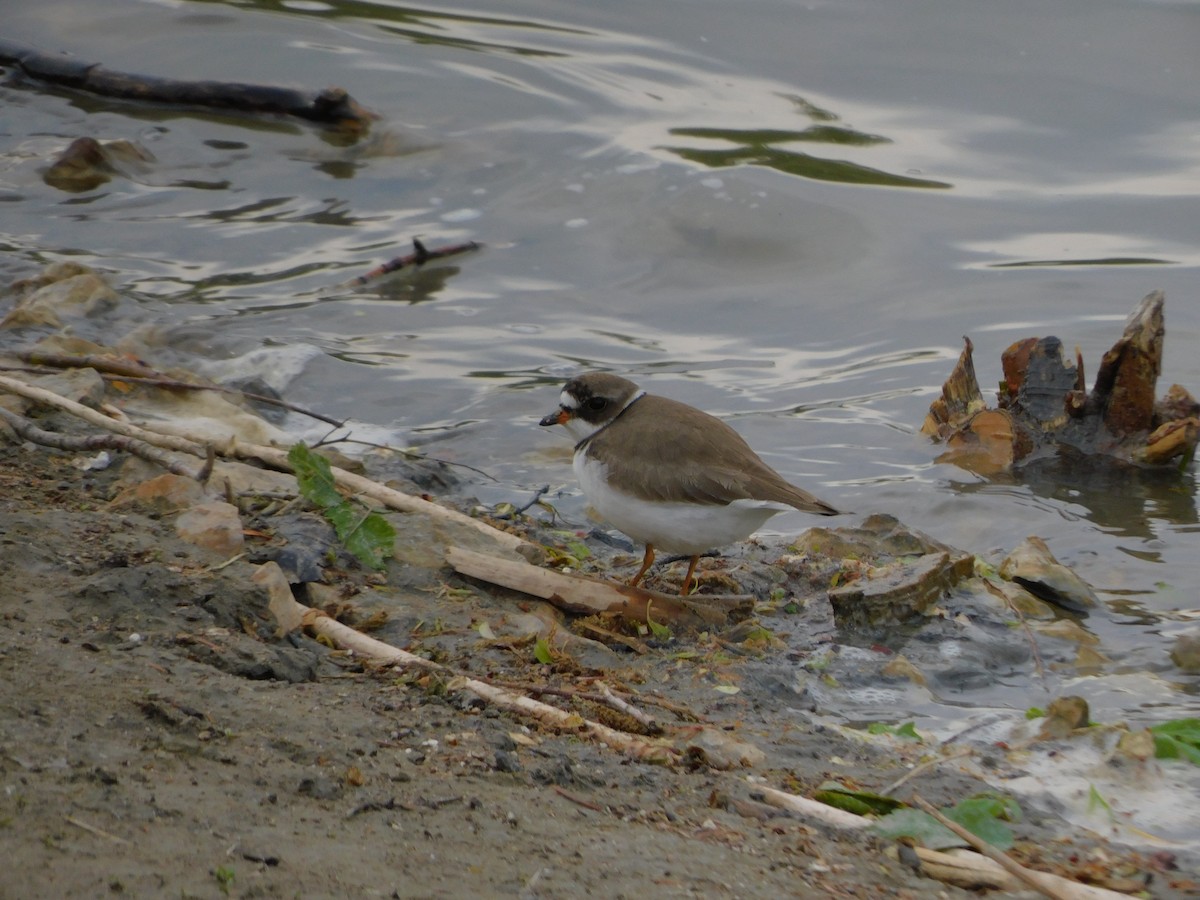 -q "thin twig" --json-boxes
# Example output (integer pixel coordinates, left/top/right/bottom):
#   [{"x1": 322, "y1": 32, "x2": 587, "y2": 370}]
[
  {"x1": 552, "y1": 785, "x2": 605, "y2": 812},
  {"x1": 337, "y1": 238, "x2": 482, "y2": 288},
  {"x1": 9, "y1": 354, "x2": 346, "y2": 428},
  {"x1": 0, "y1": 373, "x2": 530, "y2": 553},
  {"x1": 595, "y1": 682, "x2": 660, "y2": 733},
  {"x1": 984, "y1": 579, "x2": 1048, "y2": 688},
  {"x1": 65, "y1": 815, "x2": 131, "y2": 845},
  {"x1": 880, "y1": 747, "x2": 972, "y2": 796},
  {"x1": 325, "y1": 435, "x2": 500, "y2": 482},
  {"x1": 492, "y1": 484, "x2": 550, "y2": 520},
  {"x1": 911, "y1": 795, "x2": 1070, "y2": 900}
]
